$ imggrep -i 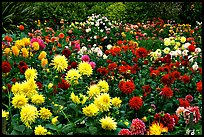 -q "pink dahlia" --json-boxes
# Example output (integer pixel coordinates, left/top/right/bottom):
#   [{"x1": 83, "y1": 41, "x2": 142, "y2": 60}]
[
  {"x1": 130, "y1": 118, "x2": 146, "y2": 135},
  {"x1": 118, "y1": 129, "x2": 132, "y2": 135},
  {"x1": 81, "y1": 55, "x2": 90, "y2": 62}
]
